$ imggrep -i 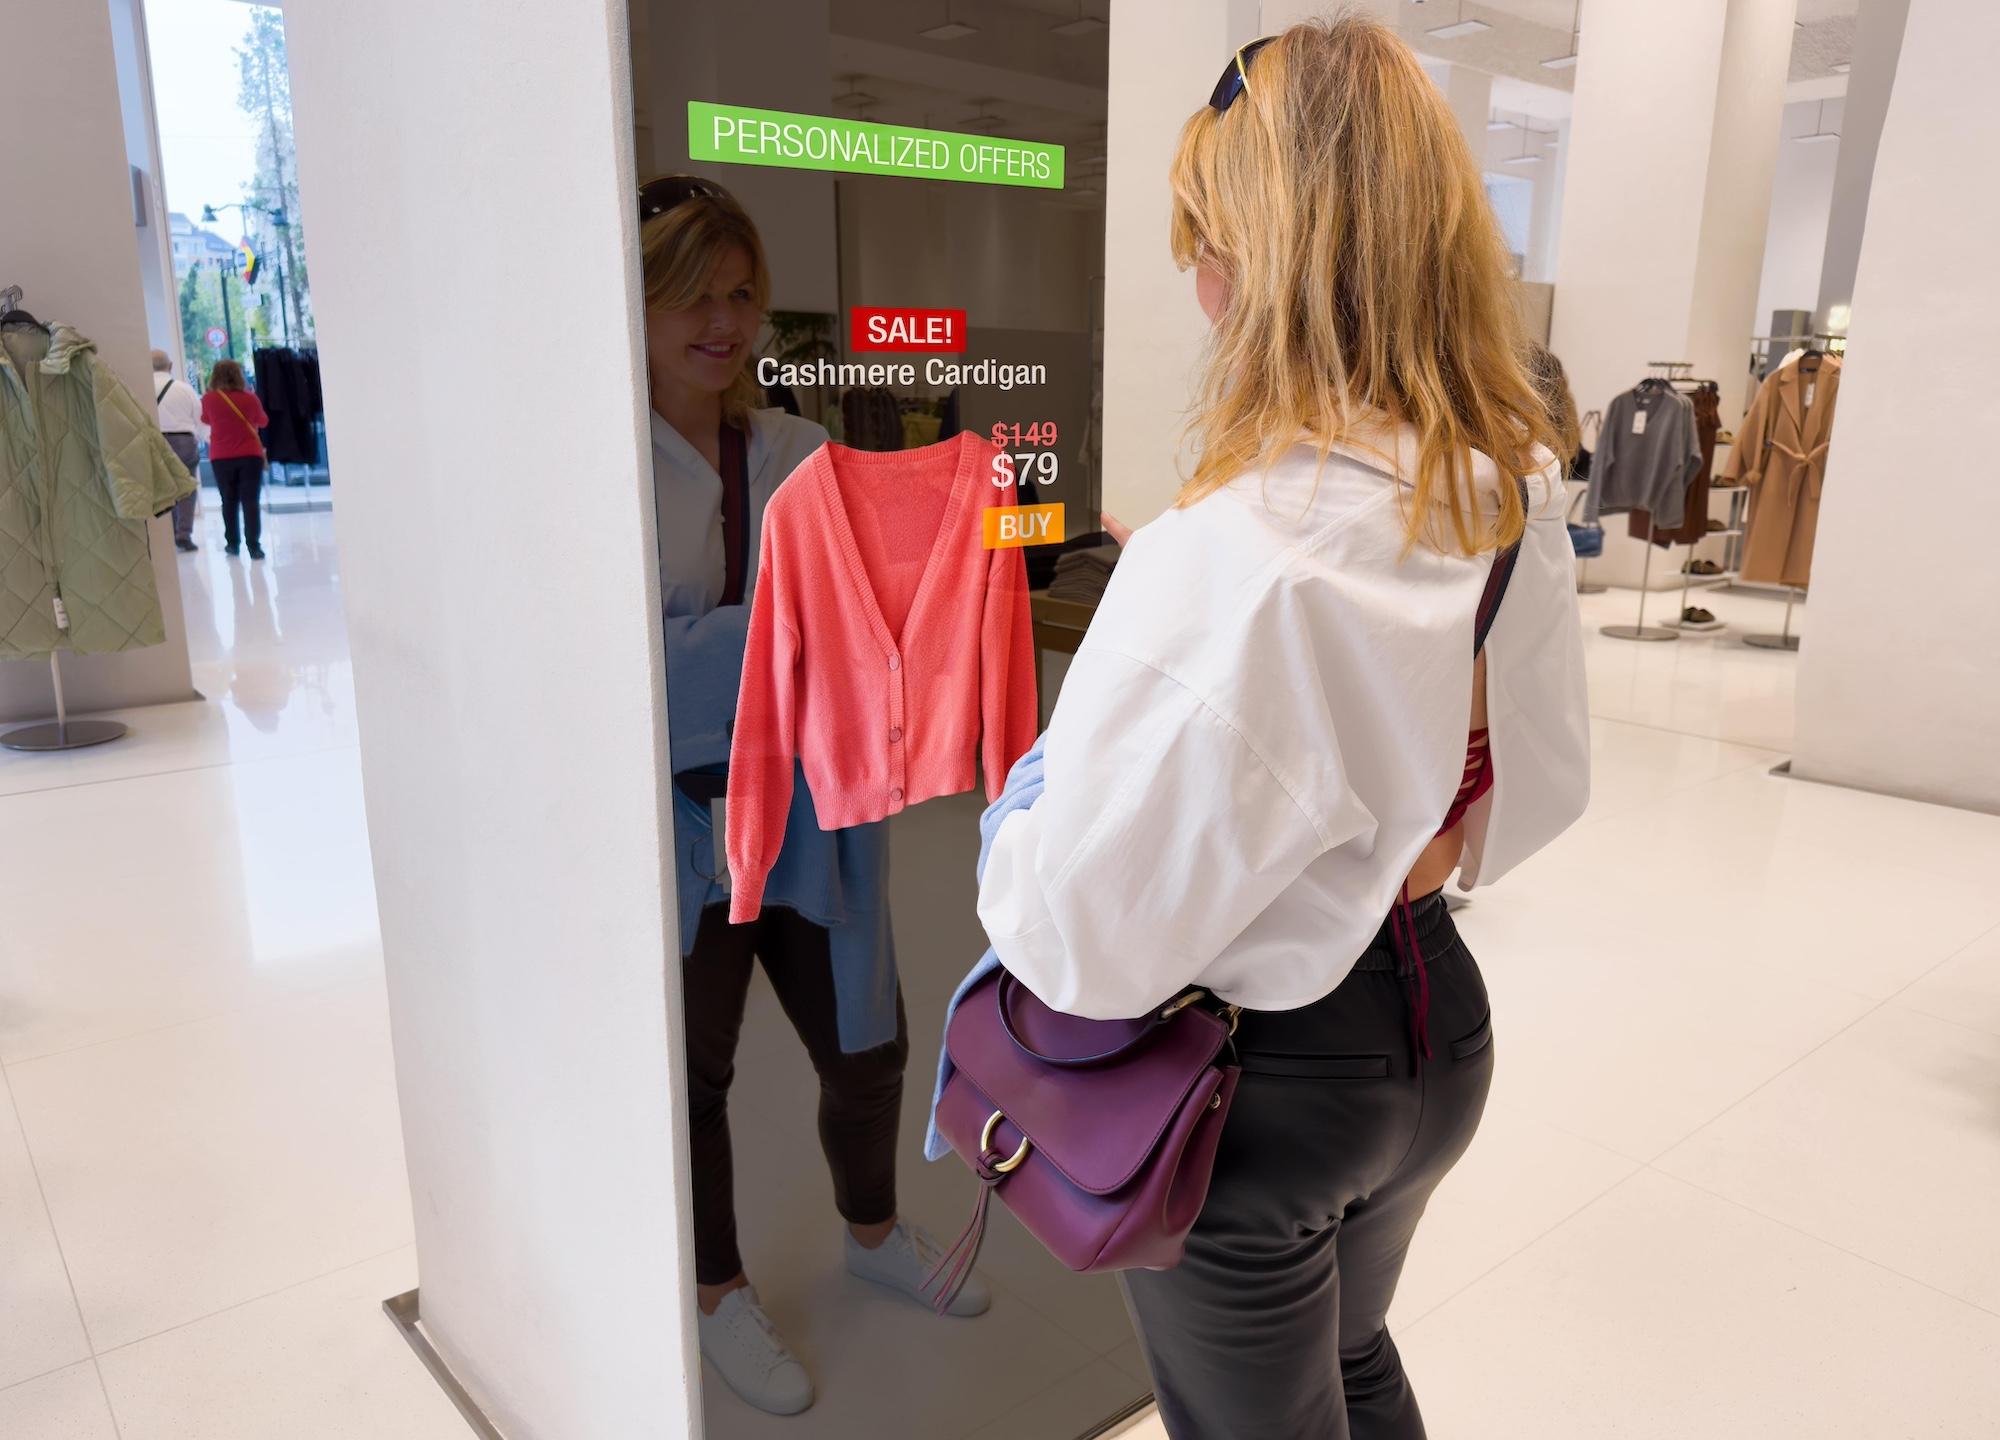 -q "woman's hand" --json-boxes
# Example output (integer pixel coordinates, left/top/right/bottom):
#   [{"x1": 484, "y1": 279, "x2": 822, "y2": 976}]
[{"x1": 1102, "y1": 512, "x2": 1134, "y2": 547}]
